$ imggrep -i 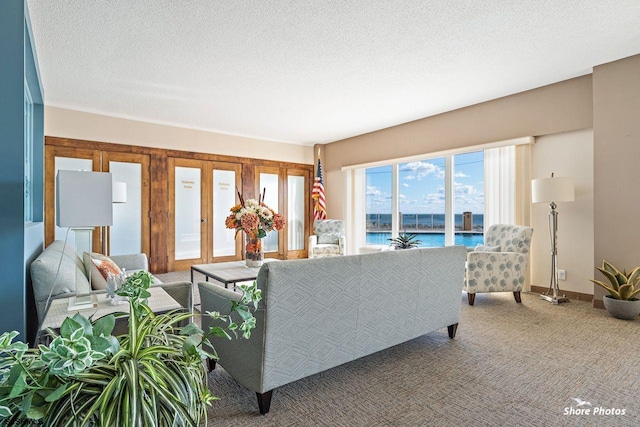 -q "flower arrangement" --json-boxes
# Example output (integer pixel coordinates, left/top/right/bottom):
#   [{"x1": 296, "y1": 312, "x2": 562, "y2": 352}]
[{"x1": 225, "y1": 189, "x2": 286, "y2": 239}]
